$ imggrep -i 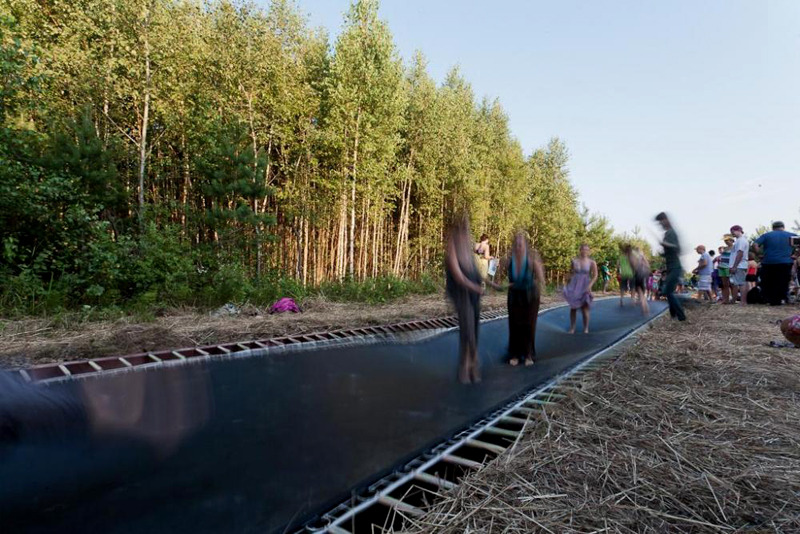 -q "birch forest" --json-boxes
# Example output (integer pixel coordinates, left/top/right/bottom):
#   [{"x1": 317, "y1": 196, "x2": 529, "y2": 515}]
[{"x1": 0, "y1": 0, "x2": 623, "y2": 310}]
